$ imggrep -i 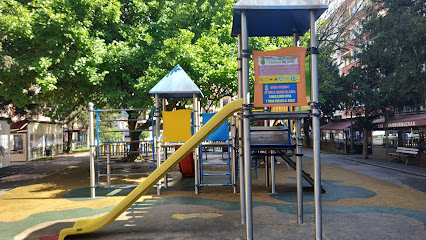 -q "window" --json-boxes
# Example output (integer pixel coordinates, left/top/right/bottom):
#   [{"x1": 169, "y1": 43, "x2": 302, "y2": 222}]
[
  {"x1": 11, "y1": 135, "x2": 24, "y2": 154},
  {"x1": 222, "y1": 99, "x2": 229, "y2": 106}
]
